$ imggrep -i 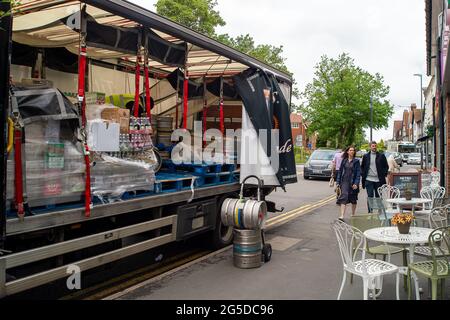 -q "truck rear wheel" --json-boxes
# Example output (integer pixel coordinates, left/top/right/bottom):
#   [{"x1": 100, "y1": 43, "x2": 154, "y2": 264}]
[{"x1": 210, "y1": 194, "x2": 236, "y2": 249}]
